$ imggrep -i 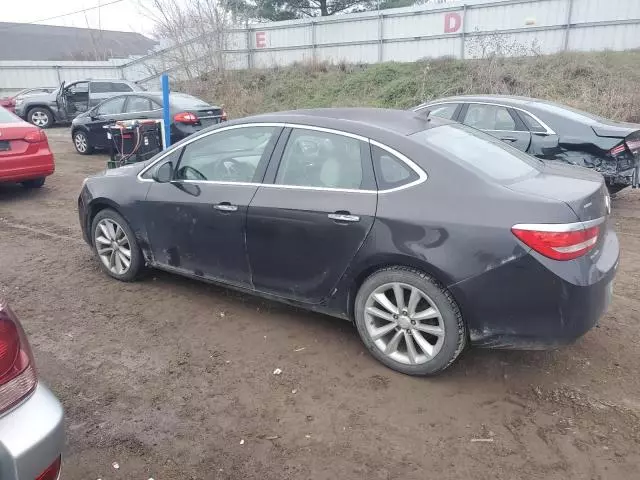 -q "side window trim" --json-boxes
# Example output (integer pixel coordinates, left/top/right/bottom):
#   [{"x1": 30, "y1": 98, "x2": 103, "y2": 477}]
[{"x1": 137, "y1": 122, "x2": 427, "y2": 193}]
